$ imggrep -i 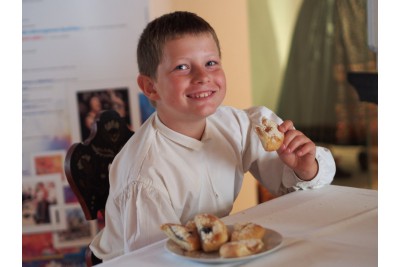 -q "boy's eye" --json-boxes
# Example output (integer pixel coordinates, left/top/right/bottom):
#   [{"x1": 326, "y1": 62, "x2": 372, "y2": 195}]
[
  {"x1": 175, "y1": 64, "x2": 189, "y2": 70},
  {"x1": 206, "y1": 61, "x2": 218, "y2": 66}
]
